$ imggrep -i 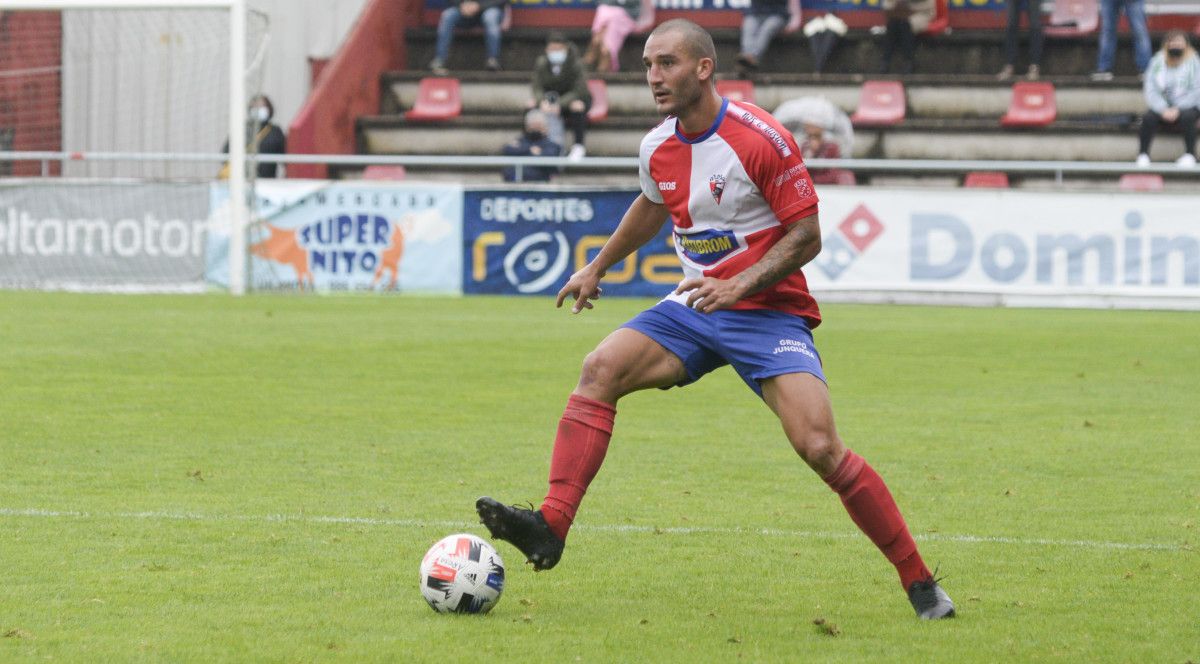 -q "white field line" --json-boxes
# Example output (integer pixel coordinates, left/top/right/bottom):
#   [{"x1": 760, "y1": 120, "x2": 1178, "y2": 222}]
[{"x1": 1, "y1": 507, "x2": 1191, "y2": 554}]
